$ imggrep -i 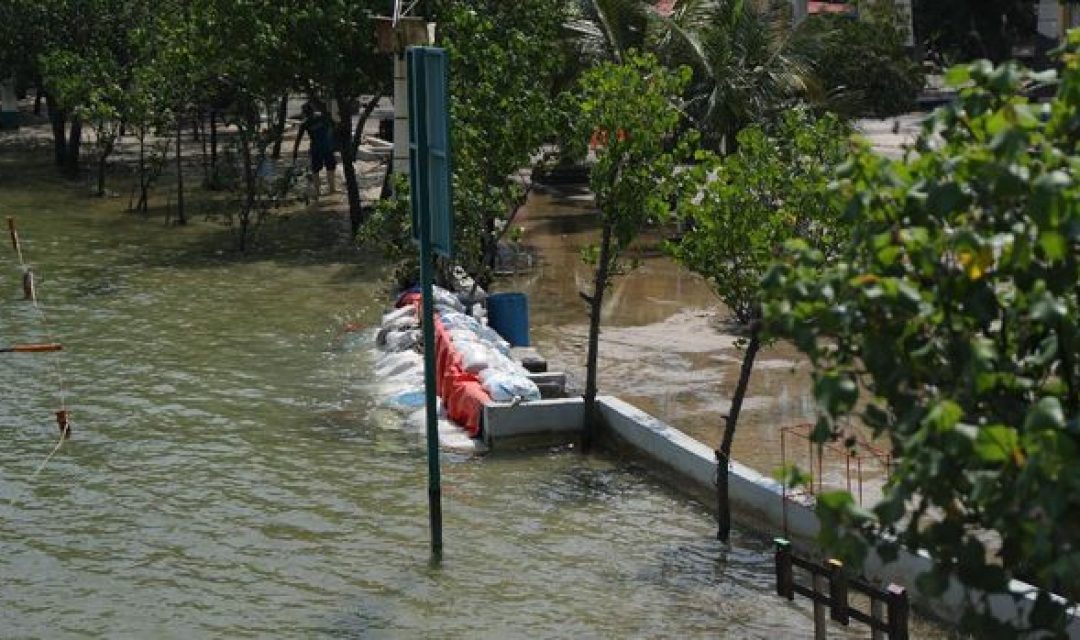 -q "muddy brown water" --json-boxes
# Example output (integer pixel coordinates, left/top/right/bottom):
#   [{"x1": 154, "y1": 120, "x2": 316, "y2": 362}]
[
  {"x1": 0, "y1": 133, "x2": 943, "y2": 636},
  {"x1": 504, "y1": 188, "x2": 891, "y2": 502}
]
